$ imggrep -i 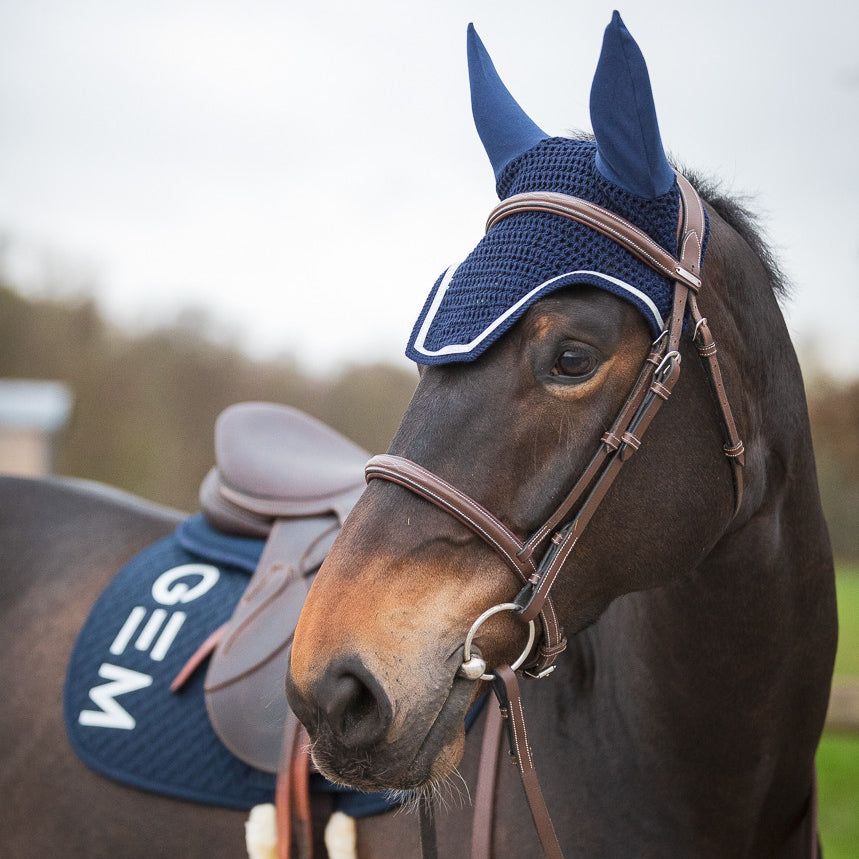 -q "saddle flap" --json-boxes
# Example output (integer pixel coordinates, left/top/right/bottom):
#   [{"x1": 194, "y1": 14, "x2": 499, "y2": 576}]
[
  {"x1": 214, "y1": 402, "x2": 369, "y2": 520},
  {"x1": 205, "y1": 515, "x2": 339, "y2": 772}
]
